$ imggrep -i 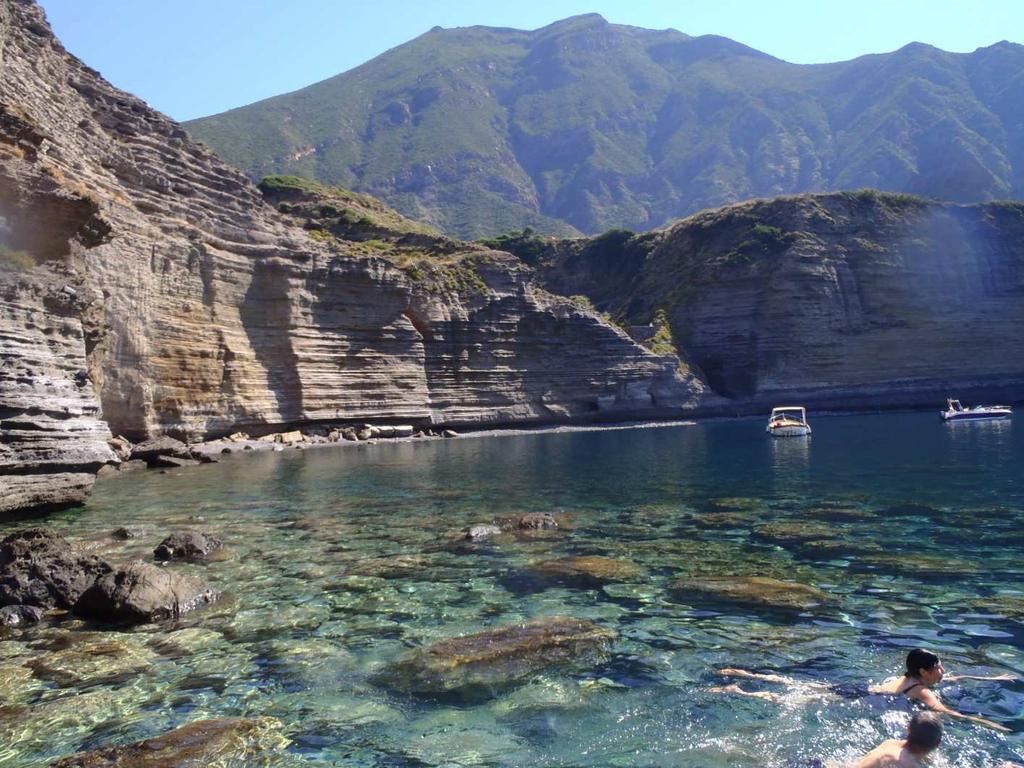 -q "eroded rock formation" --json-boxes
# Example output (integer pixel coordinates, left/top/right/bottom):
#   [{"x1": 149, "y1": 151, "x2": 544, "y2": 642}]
[
  {"x1": 0, "y1": 1, "x2": 704, "y2": 514},
  {"x1": 527, "y1": 192, "x2": 1024, "y2": 409}
]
